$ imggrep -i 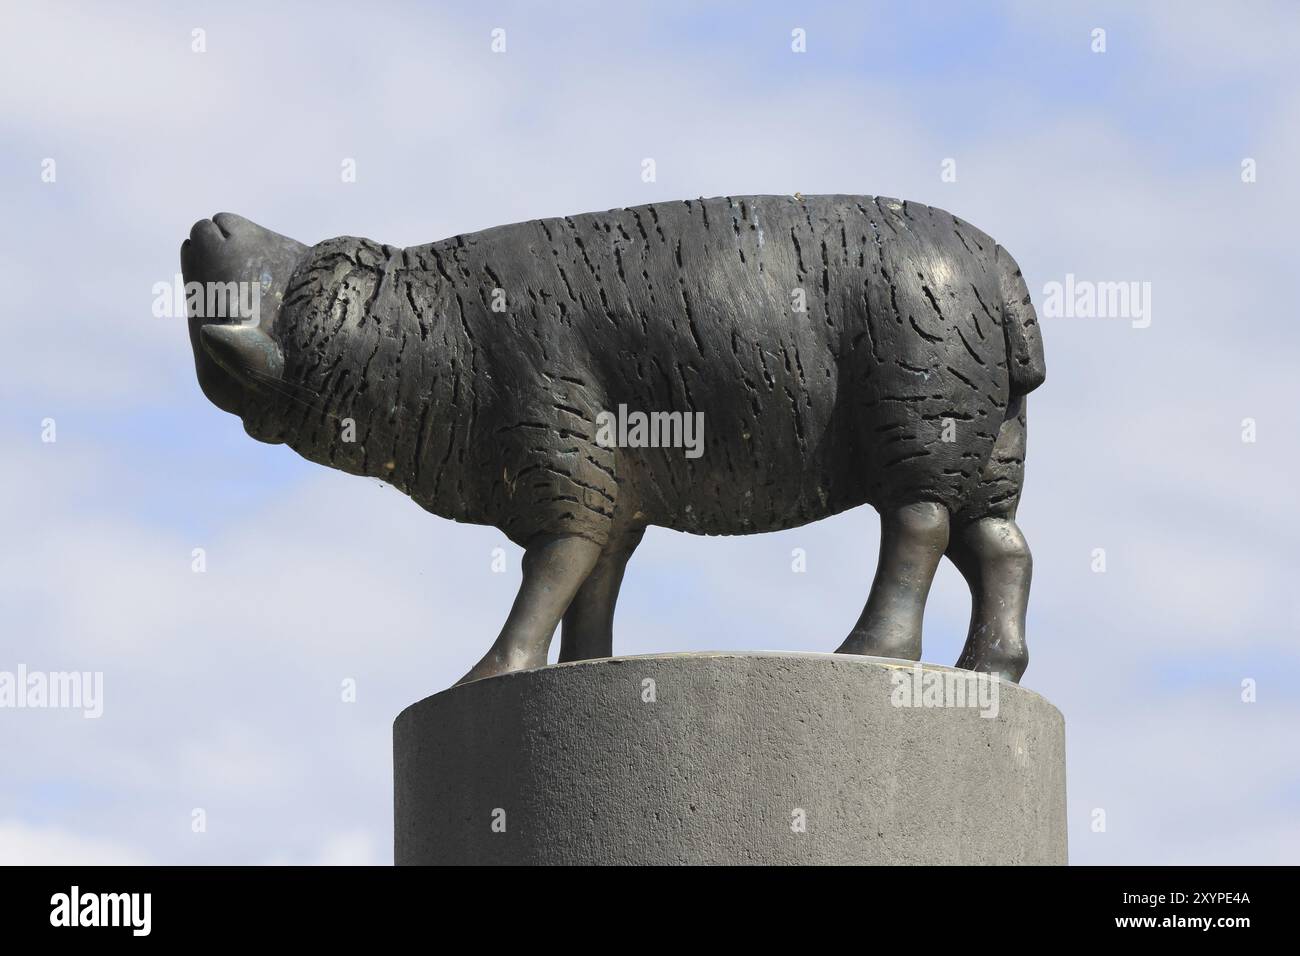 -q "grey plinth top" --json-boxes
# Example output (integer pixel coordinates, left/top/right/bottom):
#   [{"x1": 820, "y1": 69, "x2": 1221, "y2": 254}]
[{"x1": 393, "y1": 652, "x2": 1066, "y2": 865}]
